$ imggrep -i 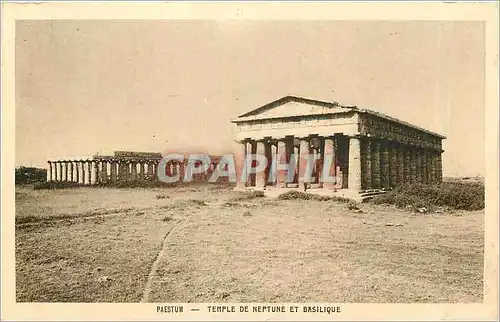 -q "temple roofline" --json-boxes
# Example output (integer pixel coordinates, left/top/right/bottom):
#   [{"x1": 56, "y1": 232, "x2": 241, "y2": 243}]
[{"x1": 231, "y1": 95, "x2": 446, "y2": 140}]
